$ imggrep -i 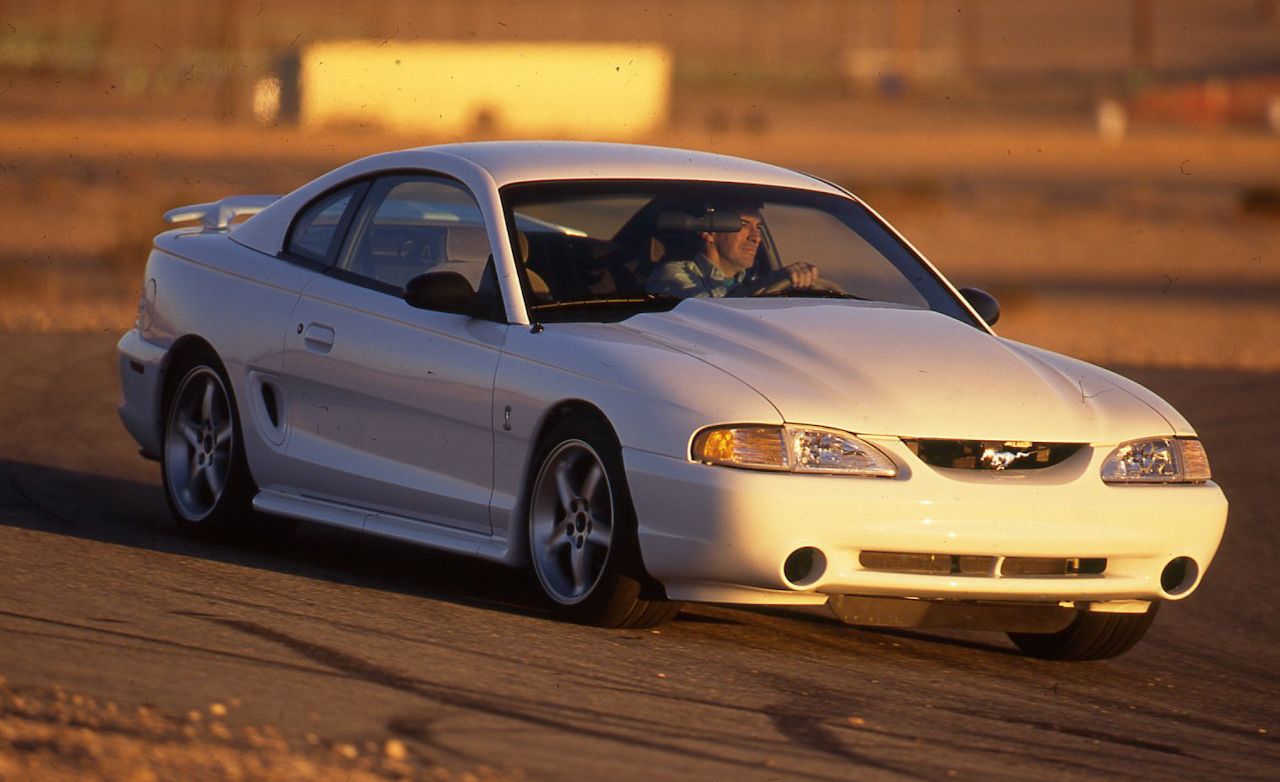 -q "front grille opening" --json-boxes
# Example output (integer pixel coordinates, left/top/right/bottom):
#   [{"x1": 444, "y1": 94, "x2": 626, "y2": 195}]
[
  {"x1": 859, "y1": 552, "x2": 1107, "y2": 578},
  {"x1": 904, "y1": 439, "x2": 1083, "y2": 470},
  {"x1": 859, "y1": 551, "x2": 996, "y2": 576},
  {"x1": 1002, "y1": 557, "x2": 1107, "y2": 577}
]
